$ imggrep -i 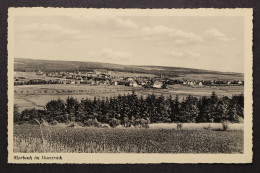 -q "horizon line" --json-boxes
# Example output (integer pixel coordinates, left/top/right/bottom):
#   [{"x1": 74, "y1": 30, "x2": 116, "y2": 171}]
[{"x1": 14, "y1": 57, "x2": 244, "y2": 74}]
